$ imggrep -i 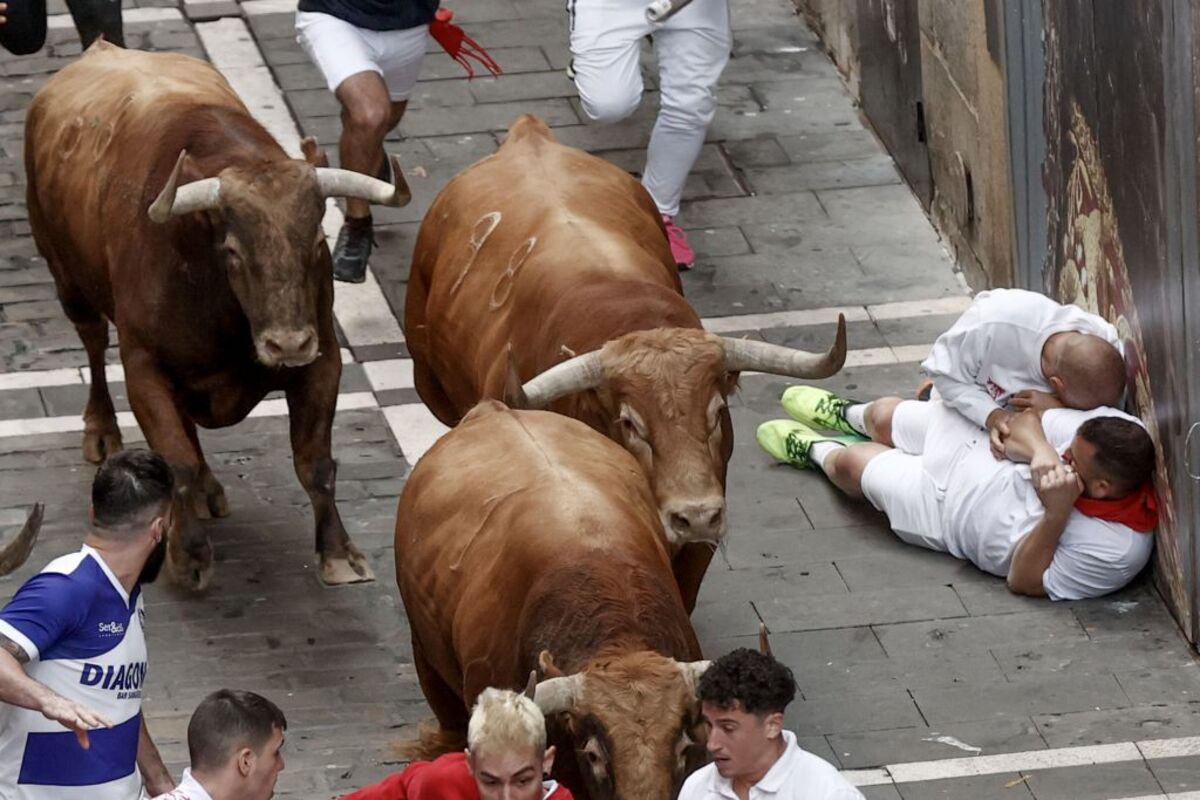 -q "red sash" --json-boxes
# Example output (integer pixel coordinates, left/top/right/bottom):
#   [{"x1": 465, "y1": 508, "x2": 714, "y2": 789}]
[{"x1": 1074, "y1": 483, "x2": 1158, "y2": 533}]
